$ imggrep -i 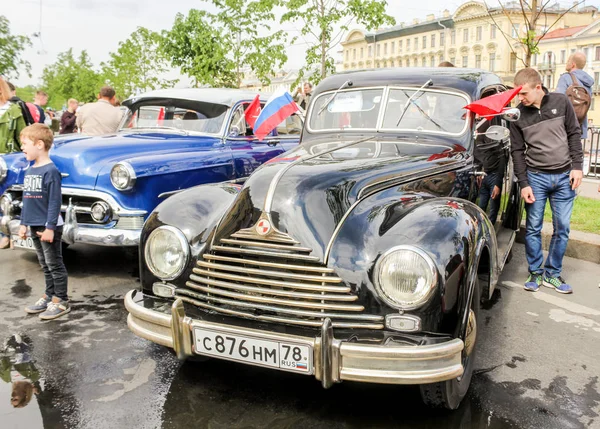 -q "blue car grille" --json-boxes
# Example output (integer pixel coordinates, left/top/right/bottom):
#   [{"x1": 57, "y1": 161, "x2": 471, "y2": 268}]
[{"x1": 179, "y1": 228, "x2": 384, "y2": 330}]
